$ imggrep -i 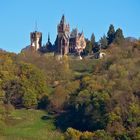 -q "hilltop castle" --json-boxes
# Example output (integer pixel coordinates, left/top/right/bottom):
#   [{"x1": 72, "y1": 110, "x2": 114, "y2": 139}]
[{"x1": 22, "y1": 15, "x2": 86, "y2": 57}]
